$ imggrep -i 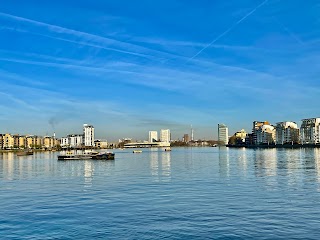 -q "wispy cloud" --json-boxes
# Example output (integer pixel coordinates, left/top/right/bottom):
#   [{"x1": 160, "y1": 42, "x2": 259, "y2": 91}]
[
  {"x1": 0, "y1": 91, "x2": 38, "y2": 111},
  {"x1": 0, "y1": 69, "x2": 48, "y2": 87},
  {"x1": 0, "y1": 12, "x2": 179, "y2": 60}
]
